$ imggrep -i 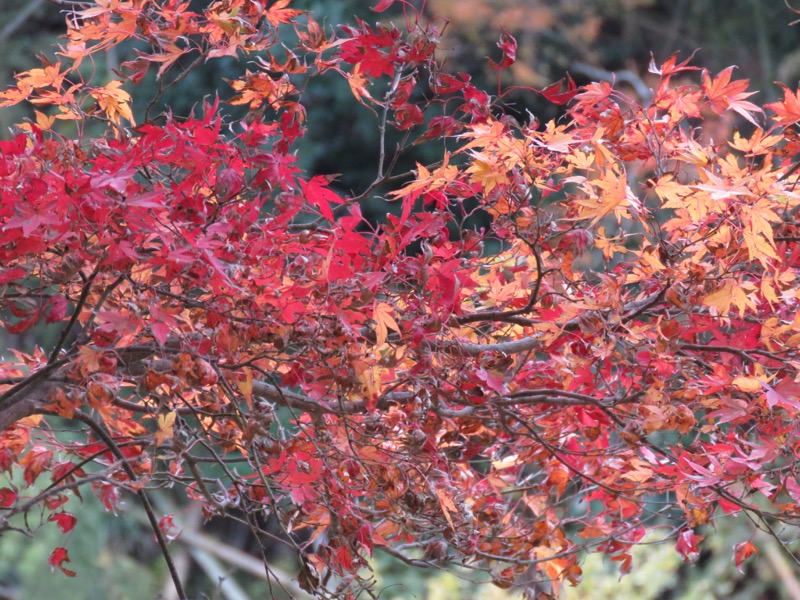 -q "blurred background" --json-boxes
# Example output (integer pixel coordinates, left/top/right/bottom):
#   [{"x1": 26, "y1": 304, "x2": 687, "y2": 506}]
[{"x1": 1, "y1": 0, "x2": 800, "y2": 598}]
